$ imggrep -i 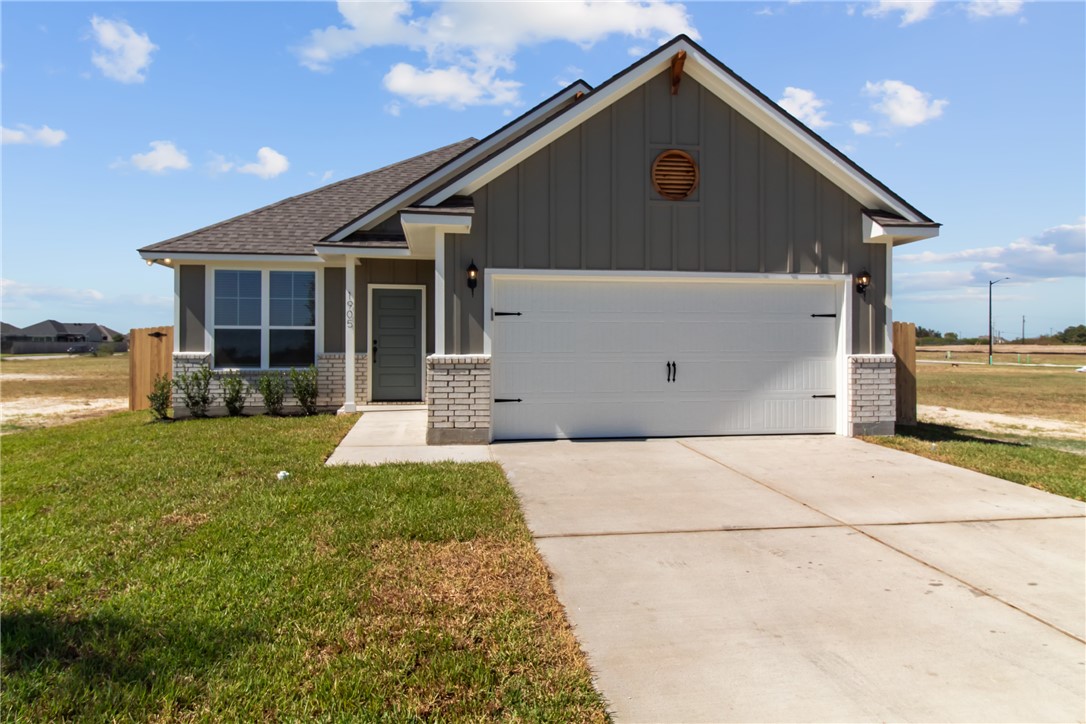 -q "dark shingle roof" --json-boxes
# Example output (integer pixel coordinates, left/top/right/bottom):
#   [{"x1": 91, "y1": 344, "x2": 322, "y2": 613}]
[
  {"x1": 1, "y1": 322, "x2": 23, "y2": 335},
  {"x1": 139, "y1": 139, "x2": 478, "y2": 256}
]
